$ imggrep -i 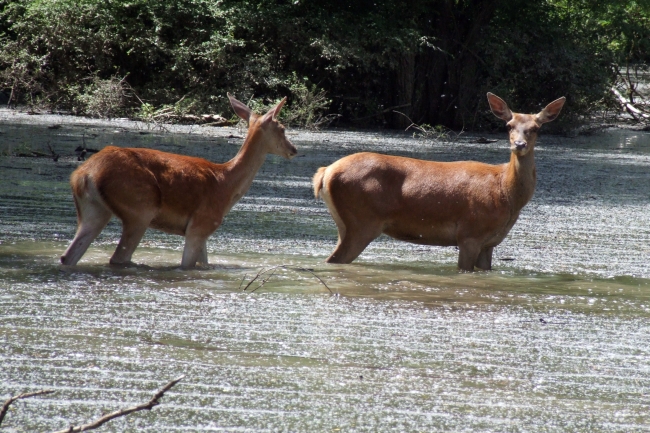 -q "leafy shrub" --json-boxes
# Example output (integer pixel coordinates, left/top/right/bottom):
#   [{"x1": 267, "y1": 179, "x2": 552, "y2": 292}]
[
  {"x1": 75, "y1": 75, "x2": 133, "y2": 118},
  {"x1": 0, "y1": 38, "x2": 46, "y2": 108},
  {"x1": 476, "y1": 0, "x2": 614, "y2": 130},
  {"x1": 0, "y1": 0, "x2": 648, "y2": 129},
  {"x1": 282, "y1": 73, "x2": 334, "y2": 129}
]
